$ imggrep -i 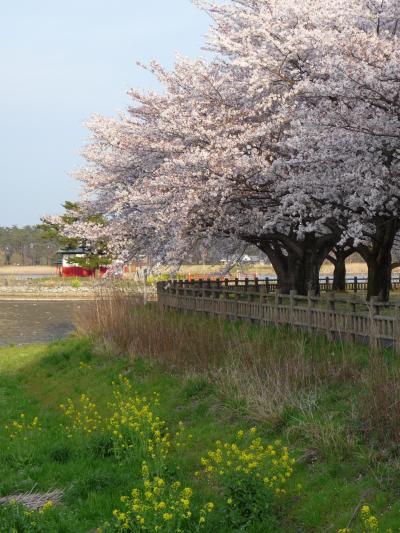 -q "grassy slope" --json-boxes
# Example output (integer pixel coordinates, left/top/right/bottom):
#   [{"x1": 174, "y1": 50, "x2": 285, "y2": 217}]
[{"x1": 0, "y1": 336, "x2": 399, "y2": 531}]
